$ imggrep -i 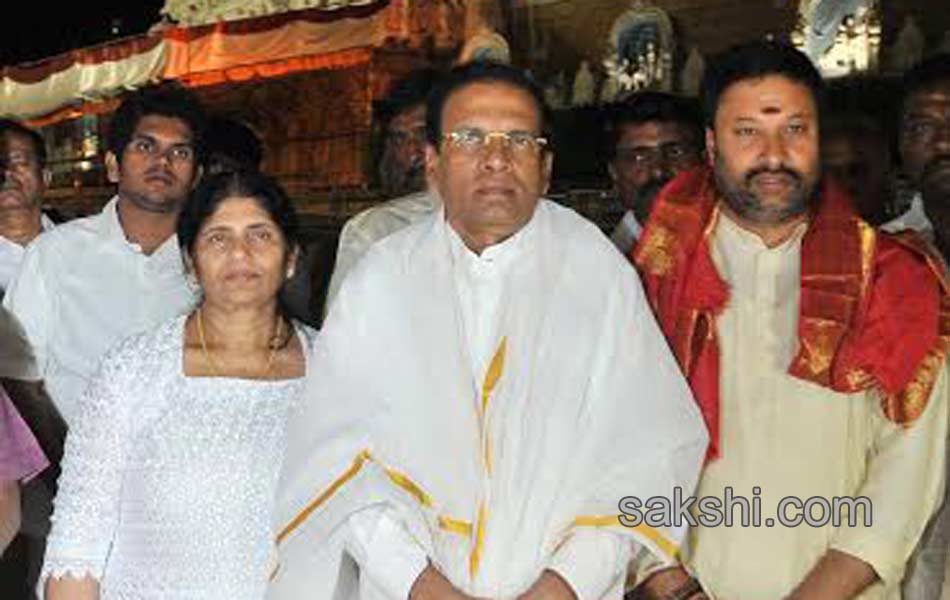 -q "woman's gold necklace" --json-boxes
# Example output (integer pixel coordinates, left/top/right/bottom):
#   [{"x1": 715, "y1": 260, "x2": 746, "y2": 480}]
[{"x1": 196, "y1": 307, "x2": 283, "y2": 378}]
